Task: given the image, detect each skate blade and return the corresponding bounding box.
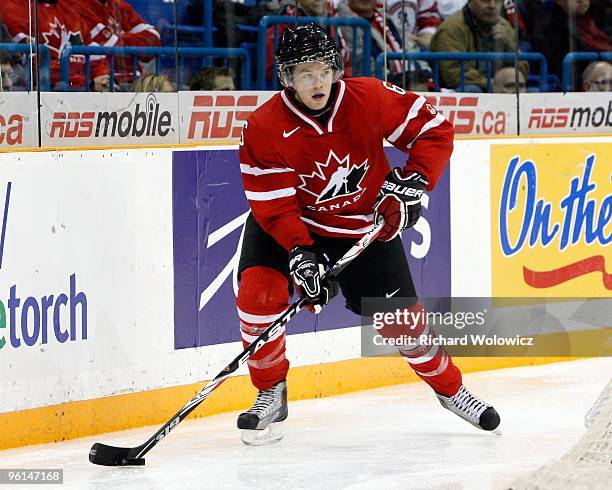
[472,422,502,436]
[240,422,284,446]
[491,425,502,436]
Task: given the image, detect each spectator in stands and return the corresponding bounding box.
[528,0,612,84]
[429,0,527,92]
[492,66,526,92]
[383,0,441,82]
[266,1,351,81]
[190,67,236,91]
[582,61,612,91]
[385,0,441,50]
[130,73,174,92]
[0,0,109,90]
[335,0,404,77]
[0,50,15,92]
[74,0,161,86]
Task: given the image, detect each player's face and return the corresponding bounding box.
[292,62,334,111]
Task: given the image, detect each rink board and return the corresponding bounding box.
[0,356,579,450]
[2,91,612,150]
[0,135,609,449]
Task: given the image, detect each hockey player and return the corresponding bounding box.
[237,24,500,446]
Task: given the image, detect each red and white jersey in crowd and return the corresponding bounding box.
[386,0,441,36]
[75,0,160,51]
[240,77,453,251]
[329,0,441,36]
[73,0,160,81]
[0,0,107,88]
[332,0,405,75]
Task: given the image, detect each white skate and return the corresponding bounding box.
[237,381,288,446]
[436,385,501,434]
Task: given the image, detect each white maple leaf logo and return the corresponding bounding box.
[41,16,83,56]
[298,149,369,204]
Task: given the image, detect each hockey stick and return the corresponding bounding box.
[89,221,384,466]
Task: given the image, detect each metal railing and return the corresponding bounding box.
[375,52,548,93]
[562,52,612,92]
[0,43,51,91]
[257,15,372,90]
[59,45,251,91]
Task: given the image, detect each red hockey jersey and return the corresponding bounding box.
[240,77,453,251]
[1,0,107,89]
[74,0,160,82]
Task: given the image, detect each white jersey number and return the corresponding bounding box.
[382,81,407,96]
[239,121,248,147]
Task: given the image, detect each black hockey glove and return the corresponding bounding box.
[373,169,428,242]
[289,245,339,314]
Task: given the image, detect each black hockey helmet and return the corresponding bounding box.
[275,24,344,88]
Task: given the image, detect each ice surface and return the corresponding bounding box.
[2,358,610,490]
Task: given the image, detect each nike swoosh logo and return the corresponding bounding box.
[385,288,401,298]
[283,126,301,138]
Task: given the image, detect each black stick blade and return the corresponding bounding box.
[89,443,145,466]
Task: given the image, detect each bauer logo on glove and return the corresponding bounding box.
[374,169,429,242]
[288,245,339,314]
[380,180,425,198]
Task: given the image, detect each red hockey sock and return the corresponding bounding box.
[401,344,462,396]
[236,266,291,391]
[377,302,462,397]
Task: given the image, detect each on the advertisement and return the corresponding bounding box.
[491,143,611,297]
